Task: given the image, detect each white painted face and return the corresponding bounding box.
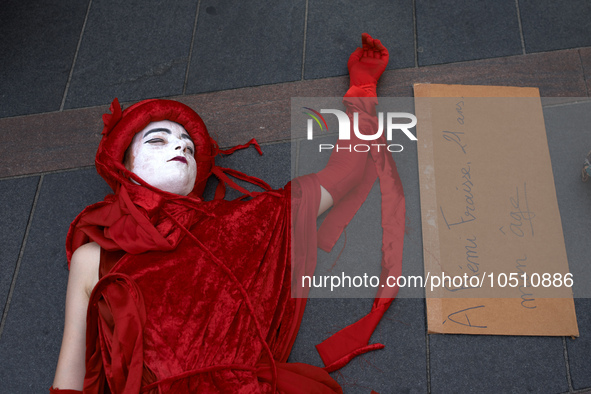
[125,120,197,196]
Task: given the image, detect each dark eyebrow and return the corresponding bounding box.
[181,134,193,144]
[143,128,193,145]
[143,128,171,138]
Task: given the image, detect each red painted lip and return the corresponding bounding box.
[168,156,187,164]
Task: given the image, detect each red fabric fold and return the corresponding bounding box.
[85,273,146,393]
[314,84,406,370]
[80,175,342,392]
[49,387,83,394]
[211,166,273,200]
[283,174,322,364]
[317,154,377,252]
[66,184,202,263]
[256,362,343,393]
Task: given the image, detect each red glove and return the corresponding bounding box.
[316,33,388,206]
[347,32,389,88]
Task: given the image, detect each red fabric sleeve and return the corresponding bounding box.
[315,84,406,372]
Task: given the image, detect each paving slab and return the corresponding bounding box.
[63,0,197,109]
[519,0,591,53]
[304,0,415,80]
[543,101,591,390]
[186,0,305,94]
[579,48,591,97]
[415,0,523,66]
[0,177,39,320]
[429,334,568,393]
[543,100,591,299]
[290,298,427,393]
[0,0,89,117]
[567,298,591,390]
[0,169,111,392]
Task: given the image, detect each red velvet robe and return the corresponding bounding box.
[79,179,343,393]
[64,92,405,393]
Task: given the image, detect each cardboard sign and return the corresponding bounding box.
[414,84,578,336]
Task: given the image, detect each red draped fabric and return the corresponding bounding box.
[62,93,404,392]
[81,186,341,393]
[63,97,344,393]
[295,86,406,373]
[61,33,405,391]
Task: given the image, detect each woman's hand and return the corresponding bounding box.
[347,33,389,87]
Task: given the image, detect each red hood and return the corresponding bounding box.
[97,98,215,199]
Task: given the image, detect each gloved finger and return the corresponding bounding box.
[374,39,389,60]
[362,32,371,46]
[374,39,384,51]
[366,36,375,50]
[362,33,372,50]
[349,47,363,61]
[373,39,385,58]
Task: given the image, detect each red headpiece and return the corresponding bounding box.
[97,98,216,198]
[97,98,270,200]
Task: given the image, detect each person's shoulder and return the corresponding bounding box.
[71,241,100,261]
[70,242,100,296]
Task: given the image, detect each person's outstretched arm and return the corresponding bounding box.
[51,242,100,393]
[316,32,389,217]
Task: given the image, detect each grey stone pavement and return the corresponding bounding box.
[1,0,591,393]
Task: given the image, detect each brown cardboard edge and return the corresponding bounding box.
[414,83,540,98]
[414,83,445,332]
[426,298,579,337]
